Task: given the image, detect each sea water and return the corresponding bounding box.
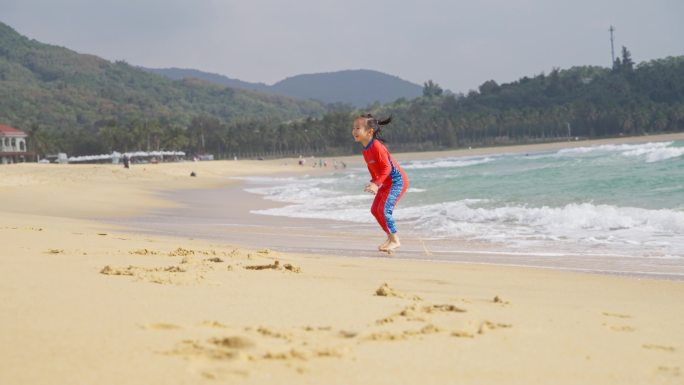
[245,140,684,264]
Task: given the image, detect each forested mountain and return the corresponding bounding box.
[2,20,682,160]
[145,68,424,108]
[0,22,325,155]
[269,70,423,107]
[141,67,271,93]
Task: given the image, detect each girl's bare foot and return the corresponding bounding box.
[378,235,391,251]
[384,234,401,253]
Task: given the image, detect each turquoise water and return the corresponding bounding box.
[403,141,684,210]
[247,140,684,259]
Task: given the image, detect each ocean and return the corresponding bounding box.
[243,140,684,277]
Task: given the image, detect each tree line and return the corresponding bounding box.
[21,50,684,159]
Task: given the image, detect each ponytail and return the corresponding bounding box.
[359,113,392,143]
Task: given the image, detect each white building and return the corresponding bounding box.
[0,124,29,164]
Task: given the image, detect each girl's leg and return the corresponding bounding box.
[371,189,390,232]
[381,177,408,252]
[371,189,391,250]
[382,179,405,235]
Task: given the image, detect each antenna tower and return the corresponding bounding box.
[609,26,615,65]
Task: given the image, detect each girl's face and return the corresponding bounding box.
[352,119,373,145]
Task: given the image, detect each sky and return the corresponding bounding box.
[1,0,683,93]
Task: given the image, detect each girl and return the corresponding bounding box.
[352,114,409,253]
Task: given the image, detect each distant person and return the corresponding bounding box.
[352,114,409,253]
[122,154,130,169]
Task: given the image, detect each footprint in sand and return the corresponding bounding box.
[376,304,423,325]
[199,320,229,329]
[601,320,635,332]
[451,331,475,338]
[158,321,352,378]
[256,327,294,341]
[100,265,185,275]
[478,321,513,335]
[166,337,253,361]
[609,325,635,332]
[372,284,514,341]
[364,324,443,342]
[129,249,162,256]
[168,247,195,257]
[210,336,255,350]
[643,344,677,352]
[602,312,632,319]
[337,330,358,339]
[375,302,467,325]
[143,323,182,330]
[244,260,301,273]
[99,264,205,285]
[423,304,467,314]
[601,312,635,332]
[656,366,681,377]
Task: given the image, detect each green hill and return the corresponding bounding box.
[140,67,272,93]
[0,22,325,155]
[270,69,423,107]
[145,67,424,108]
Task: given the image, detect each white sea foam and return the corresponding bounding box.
[250,186,684,257]
[557,141,684,162]
[623,145,684,162]
[251,179,684,236]
[402,157,496,169]
[401,201,684,257]
[408,188,427,193]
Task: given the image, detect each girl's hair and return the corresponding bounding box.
[358,113,392,143]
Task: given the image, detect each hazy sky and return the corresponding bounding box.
[1,0,682,92]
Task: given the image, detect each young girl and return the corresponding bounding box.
[352,114,409,253]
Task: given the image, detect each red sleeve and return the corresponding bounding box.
[369,142,392,186]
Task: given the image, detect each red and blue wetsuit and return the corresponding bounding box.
[363,138,409,234]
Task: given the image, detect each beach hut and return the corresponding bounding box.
[0,124,29,164]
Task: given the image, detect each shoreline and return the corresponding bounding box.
[113,181,684,281]
[2,133,684,384]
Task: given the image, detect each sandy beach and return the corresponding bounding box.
[2,134,684,384]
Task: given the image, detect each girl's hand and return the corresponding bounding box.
[364,183,379,195]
